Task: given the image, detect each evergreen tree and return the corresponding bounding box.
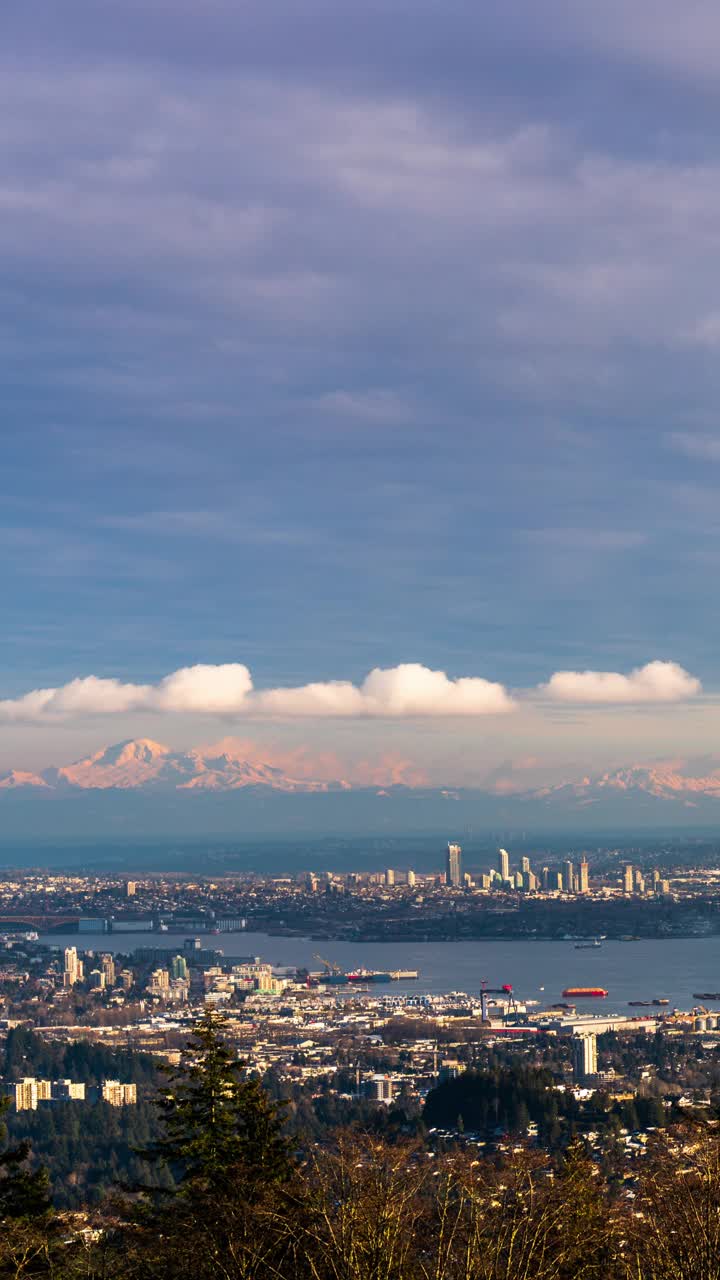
[121,1010,301,1280]
[0,1096,57,1279]
[0,1096,51,1221]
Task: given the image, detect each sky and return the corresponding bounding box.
[3,0,720,786]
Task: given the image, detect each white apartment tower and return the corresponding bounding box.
[572,1034,598,1082]
[63,947,83,988]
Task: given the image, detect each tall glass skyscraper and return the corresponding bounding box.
[446,842,462,886]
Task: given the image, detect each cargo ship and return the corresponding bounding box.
[311,967,419,984]
[562,986,608,998]
[693,992,720,1001]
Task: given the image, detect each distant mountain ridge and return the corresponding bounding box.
[0,738,347,794]
[536,763,720,806]
[4,741,720,836]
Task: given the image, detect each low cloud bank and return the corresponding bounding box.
[0,658,701,724]
[0,662,513,723]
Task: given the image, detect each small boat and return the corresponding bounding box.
[574,940,602,949]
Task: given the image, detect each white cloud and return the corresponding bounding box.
[0,659,701,723]
[666,432,720,463]
[0,662,514,723]
[541,660,701,705]
[0,676,152,722]
[153,664,253,713]
[255,664,514,717]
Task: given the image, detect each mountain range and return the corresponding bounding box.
[3,738,720,807]
[1,739,720,841]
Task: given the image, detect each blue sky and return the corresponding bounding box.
[3,0,720,782]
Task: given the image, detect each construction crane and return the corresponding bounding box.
[313,953,343,976]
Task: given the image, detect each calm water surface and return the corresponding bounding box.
[39,931,720,1015]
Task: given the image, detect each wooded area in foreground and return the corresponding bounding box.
[1,1011,719,1280]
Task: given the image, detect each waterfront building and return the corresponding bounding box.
[498,848,510,881]
[446,843,462,888]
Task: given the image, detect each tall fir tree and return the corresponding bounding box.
[122,1010,301,1280]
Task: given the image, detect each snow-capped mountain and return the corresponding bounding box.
[3,744,720,838]
[0,738,345,794]
[535,763,720,808]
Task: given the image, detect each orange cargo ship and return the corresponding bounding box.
[562,986,608,998]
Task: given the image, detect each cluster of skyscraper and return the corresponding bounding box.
[63,946,133,991]
[444,844,591,894]
[622,865,670,896]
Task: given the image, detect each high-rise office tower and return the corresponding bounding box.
[578,860,589,894]
[385,868,395,887]
[623,864,634,894]
[541,866,550,892]
[564,860,575,893]
[521,856,531,874]
[407,870,416,888]
[572,1034,598,1081]
[498,848,510,881]
[446,843,462,887]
